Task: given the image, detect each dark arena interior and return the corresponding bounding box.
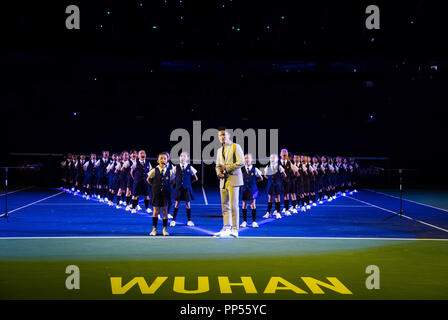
[1,0,448,313]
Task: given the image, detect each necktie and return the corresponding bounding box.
[222,144,226,163]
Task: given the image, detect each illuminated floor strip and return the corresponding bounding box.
[366,189,448,213]
[1,191,65,216]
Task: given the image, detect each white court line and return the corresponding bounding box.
[2,191,65,215]
[0,186,34,197]
[366,189,448,213]
[0,235,447,241]
[346,195,448,234]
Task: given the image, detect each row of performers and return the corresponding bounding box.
[59,149,360,235]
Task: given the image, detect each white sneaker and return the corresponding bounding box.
[284,211,291,216]
[168,214,173,219]
[104,197,109,202]
[319,200,323,204]
[150,228,157,236]
[349,191,354,195]
[262,212,271,219]
[99,198,104,203]
[301,206,306,212]
[136,205,142,211]
[252,221,259,228]
[108,201,114,206]
[312,203,317,207]
[187,220,195,227]
[213,230,223,237]
[332,196,336,200]
[116,205,121,209]
[240,221,247,228]
[273,211,282,219]
[342,193,346,196]
[216,228,232,238]
[324,195,328,200]
[86,195,90,200]
[162,228,169,236]
[291,208,298,214]
[306,205,311,210]
[230,229,239,238]
[281,208,286,213]
[170,220,176,227]
[131,209,137,214]
[354,189,358,193]
[82,194,86,198]
[146,208,152,213]
[74,191,79,196]
[125,205,131,211]
[328,197,333,202]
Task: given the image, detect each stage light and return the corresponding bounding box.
[73,112,77,116]
[152,25,159,29]
[266,25,270,30]
[430,65,438,71]
[106,10,111,15]
[139,2,143,7]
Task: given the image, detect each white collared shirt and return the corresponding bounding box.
[147,165,174,181]
[172,164,197,176]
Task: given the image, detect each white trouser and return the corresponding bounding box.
[220,180,240,230]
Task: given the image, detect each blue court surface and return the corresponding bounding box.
[1,187,448,239]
